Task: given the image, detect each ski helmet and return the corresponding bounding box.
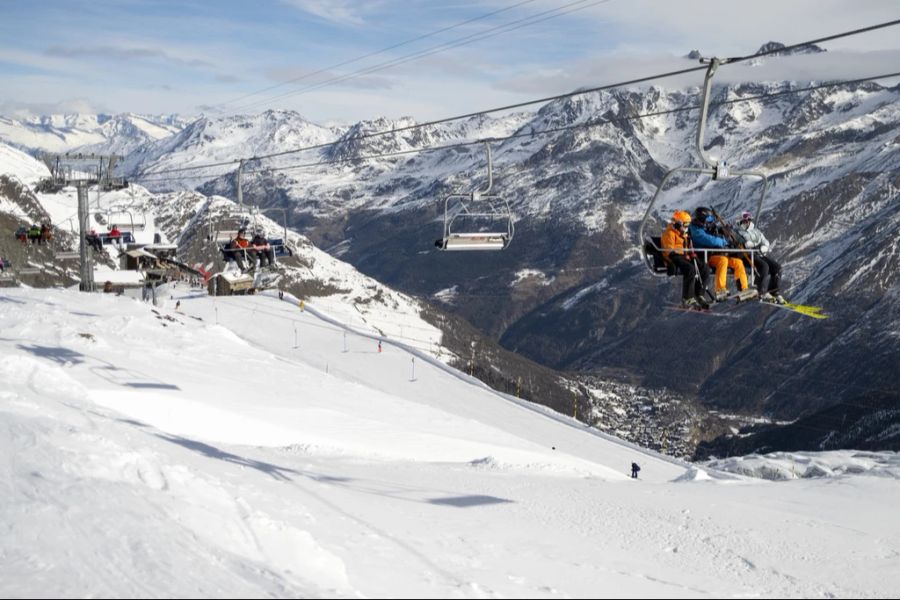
[693,206,713,223]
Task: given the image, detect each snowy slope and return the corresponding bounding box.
[0,141,50,183]
[1,287,899,598]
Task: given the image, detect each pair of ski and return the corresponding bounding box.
[666,293,828,320]
[666,288,756,317]
[756,299,828,319]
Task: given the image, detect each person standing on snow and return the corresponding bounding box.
[631,462,641,479]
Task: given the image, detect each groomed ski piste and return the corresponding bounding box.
[1,286,898,598]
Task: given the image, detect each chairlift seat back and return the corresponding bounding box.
[100,231,135,245]
[267,238,293,257]
[643,236,673,275]
[215,230,239,244]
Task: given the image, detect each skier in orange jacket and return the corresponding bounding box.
[661,210,710,308]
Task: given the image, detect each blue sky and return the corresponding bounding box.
[2,0,899,122]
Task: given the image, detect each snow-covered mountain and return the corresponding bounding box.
[120,66,897,455]
[0,112,188,157]
[2,43,898,455]
[2,285,899,597]
[1,168,719,460]
[0,141,50,183]
[123,110,344,190]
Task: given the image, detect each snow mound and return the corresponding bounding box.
[705,451,900,481]
[672,467,713,482]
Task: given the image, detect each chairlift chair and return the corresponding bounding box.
[214,160,292,264]
[436,142,515,252]
[638,57,768,279]
[106,209,146,232]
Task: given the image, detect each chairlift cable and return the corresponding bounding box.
[229,0,610,115]
[212,0,542,112]
[135,70,900,185]
[135,18,900,180]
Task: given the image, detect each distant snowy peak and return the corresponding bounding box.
[0,112,191,157]
[684,41,826,63]
[323,113,529,163]
[755,41,826,57]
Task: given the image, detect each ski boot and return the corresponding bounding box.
[735,288,759,303]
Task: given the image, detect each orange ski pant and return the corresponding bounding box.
[707,255,748,292]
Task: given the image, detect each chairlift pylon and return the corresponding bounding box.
[435,141,514,251]
[639,57,768,278]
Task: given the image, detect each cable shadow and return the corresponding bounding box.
[124,382,181,390]
[11,339,181,391]
[428,495,513,508]
[16,343,86,365]
[155,433,304,482]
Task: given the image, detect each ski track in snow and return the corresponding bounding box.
[0,288,898,598]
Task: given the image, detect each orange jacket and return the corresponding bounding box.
[660,224,688,258]
[234,237,249,248]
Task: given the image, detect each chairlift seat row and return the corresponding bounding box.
[99,231,136,245]
[218,238,292,261]
[643,237,749,277]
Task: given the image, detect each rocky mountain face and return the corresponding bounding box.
[4,48,898,457]
[176,78,898,457]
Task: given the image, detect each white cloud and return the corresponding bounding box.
[0,97,109,119]
[496,49,900,98]
[279,0,372,26]
[583,0,900,54]
[44,45,215,69]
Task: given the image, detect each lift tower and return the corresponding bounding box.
[39,153,125,292]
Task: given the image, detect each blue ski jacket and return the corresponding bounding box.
[688,223,728,249]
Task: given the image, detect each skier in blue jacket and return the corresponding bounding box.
[688,207,749,301]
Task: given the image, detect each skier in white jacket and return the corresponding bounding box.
[736,211,784,303]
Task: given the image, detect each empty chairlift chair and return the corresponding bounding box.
[436,142,514,252]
